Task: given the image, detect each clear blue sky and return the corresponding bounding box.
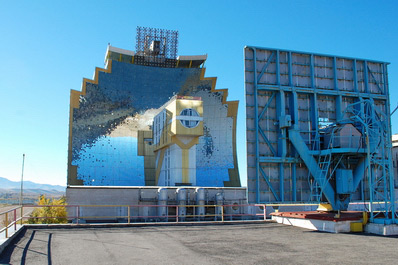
[1,0,397,186]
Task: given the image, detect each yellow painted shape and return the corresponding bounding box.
[225,100,239,187]
[174,121,203,136]
[227,101,238,117]
[155,149,166,185]
[362,211,368,225]
[173,136,198,184]
[173,136,199,150]
[137,130,153,156]
[175,99,203,115]
[171,99,204,136]
[137,130,145,156]
[317,203,333,211]
[350,222,363,232]
[182,149,189,183]
[199,67,240,186]
[199,68,239,116]
[68,60,113,185]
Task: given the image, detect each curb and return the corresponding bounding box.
[0,226,26,256]
[20,219,271,229]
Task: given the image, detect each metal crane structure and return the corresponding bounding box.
[245,46,397,224]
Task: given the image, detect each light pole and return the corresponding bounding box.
[20,154,25,205]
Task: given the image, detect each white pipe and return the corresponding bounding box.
[195,188,205,218]
[157,188,168,219]
[177,188,187,218]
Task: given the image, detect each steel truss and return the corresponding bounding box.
[245,46,397,224]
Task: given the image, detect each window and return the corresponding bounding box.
[179,108,200,128]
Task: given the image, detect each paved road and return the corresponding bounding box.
[0,206,33,230]
[1,222,398,265]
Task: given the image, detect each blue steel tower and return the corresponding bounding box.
[245,46,397,224]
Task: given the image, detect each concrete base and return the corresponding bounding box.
[365,223,398,236]
[271,215,353,233]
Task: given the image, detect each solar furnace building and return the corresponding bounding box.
[141,95,204,186]
[67,27,240,188]
[245,46,396,223]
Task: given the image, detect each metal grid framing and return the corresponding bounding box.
[136,26,178,59]
[245,46,397,224]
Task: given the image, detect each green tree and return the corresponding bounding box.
[28,195,68,224]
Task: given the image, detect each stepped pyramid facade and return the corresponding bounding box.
[67,27,240,187]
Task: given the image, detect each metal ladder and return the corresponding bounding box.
[310,130,334,202]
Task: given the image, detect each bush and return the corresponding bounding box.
[28,195,68,224]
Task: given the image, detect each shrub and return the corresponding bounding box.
[28,195,67,224]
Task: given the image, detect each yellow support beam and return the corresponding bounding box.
[362,211,368,225]
[182,149,189,183]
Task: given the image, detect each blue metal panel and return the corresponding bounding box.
[353,59,358,92]
[246,45,390,64]
[257,84,387,99]
[257,52,275,83]
[292,163,297,201]
[288,52,293,86]
[259,167,280,201]
[252,48,260,203]
[258,128,277,156]
[364,61,369,93]
[310,55,315,88]
[336,169,354,194]
[276,50,280,85]
[310,93,318,140]
[258,93,275,119]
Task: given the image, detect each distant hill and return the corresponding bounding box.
[0,177,65,192]
[0,177,65,204]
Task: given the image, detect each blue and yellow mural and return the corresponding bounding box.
[67,46,239,187]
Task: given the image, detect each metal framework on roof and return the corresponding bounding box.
[245,46,397,224]
[136,26,178,59]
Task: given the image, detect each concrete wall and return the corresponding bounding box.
[66,186,252,221]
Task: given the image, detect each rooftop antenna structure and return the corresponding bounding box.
[135,26,178,67]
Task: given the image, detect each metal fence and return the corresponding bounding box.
[0,207,23,238]
[0,204,267,239]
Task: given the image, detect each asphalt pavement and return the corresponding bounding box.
[1,222,398,265]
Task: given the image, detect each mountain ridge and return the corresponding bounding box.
[0,177,65,192]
